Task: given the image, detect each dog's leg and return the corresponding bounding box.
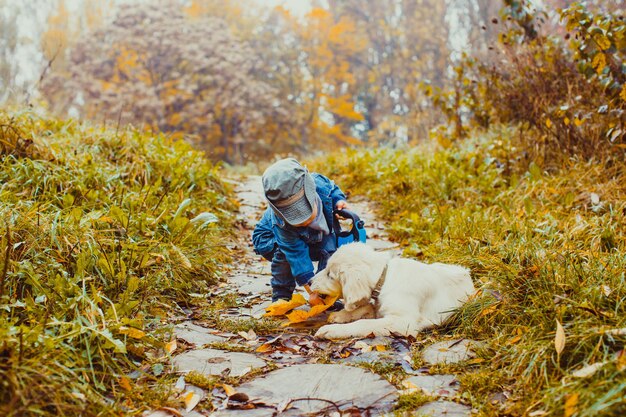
[328,304,375,324]
[315,316,432,339]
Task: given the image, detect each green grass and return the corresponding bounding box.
[0,109,237,415]
[311,126,626,416]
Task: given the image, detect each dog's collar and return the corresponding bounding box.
[371,262,389,303]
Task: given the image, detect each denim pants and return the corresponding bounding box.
[270,248,331,301]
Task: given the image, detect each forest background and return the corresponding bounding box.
[2,0,621,165]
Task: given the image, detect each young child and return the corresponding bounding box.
[252,158,348,305]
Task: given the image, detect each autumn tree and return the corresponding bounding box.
[42,3,283,163]
[326,0,451,144]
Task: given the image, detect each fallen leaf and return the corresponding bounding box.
[354,341,372,352]
[119,377,132,391]
[256,343,274,353]
[555,320,566,355]
[283,296,339,325]
[119,326,146,339]
[238,329,257,341]
[222,384,237,397]
[374,345,387,352]
[480,305,497,316]
[564,393,578,417]
[264,294,307,316]
[508,335,522,345]
[571,361,607,378]
[616,350,626,371]
[165,340,177,354]
[182,390,201,412]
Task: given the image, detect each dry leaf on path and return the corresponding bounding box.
[222,384,237,397]
[165,339,177,354]
[182,390,202,412]
[264,294,307,316]
[238,329,257,341]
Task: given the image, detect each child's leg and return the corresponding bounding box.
[270,249,296,302]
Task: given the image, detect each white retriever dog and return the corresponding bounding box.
[311,242,475,339]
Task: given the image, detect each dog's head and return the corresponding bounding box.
[310,243,377,311]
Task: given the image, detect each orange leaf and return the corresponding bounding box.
[264,294,307,317]
[119,377,132,391]
[256,343,274,353]
[283,296,339,325]
[564,393,578,417]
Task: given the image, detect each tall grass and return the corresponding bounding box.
[313,128,626,416]
[0,109,236,415]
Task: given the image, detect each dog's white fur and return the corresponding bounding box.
[311,242,475,339]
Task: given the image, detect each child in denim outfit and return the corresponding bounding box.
[252,158,348,305]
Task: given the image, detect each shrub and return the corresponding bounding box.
[0,109,236,415]
[313,130,626,416]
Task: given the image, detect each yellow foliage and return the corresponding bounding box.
[282,296,339,325]
[324,94,364,121]
[263,293,307,316]
[592,53,606,74]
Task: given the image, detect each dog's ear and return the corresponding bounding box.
[336,263,371,312]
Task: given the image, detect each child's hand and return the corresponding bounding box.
[335,200,349,211]
[308,291,324,306]
[304,284,325,306]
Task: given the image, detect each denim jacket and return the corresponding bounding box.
[252,173,347,286]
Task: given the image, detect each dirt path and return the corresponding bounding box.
[149,176,478,417]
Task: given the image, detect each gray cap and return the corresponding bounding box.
[262,158,316,226]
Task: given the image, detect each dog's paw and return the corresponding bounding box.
[315,324,348,340]
[328,311,351,324]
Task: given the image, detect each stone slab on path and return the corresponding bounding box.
[422,339,481,365]
[406,374,460,397]
[210,364,397,416]
[414,400,472,416]
[229,274,271,295]
[174,322,226,347]
[172,348,266,377]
